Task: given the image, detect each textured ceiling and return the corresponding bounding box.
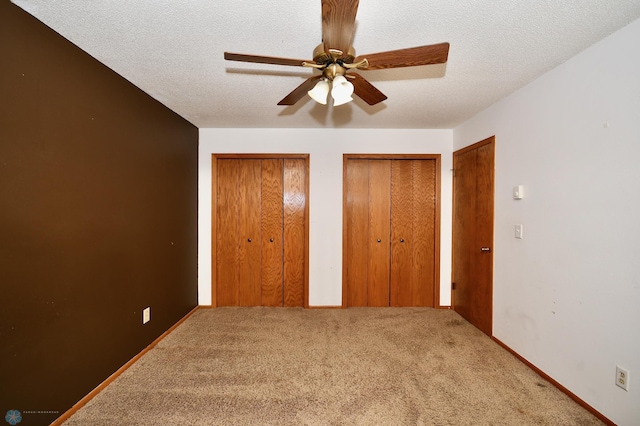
[12,0,640,129]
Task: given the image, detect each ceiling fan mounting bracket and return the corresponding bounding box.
[312,43,355,65]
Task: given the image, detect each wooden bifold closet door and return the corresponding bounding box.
[343,155,440,307]
[214,156,307,307]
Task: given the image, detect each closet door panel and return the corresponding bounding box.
[238,160,262,306]
[283,159,306,307]
[390,160,413,306]
[411,159,436,307]
[345,159,369,307]
[216,160,240,306]
[261,159,284,307]
[368,160,391,307]
[344,155,439,308]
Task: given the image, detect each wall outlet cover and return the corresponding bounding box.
[616,365,630,391]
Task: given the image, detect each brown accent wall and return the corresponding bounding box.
[0,2,198,424]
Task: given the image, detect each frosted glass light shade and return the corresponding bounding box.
[331,75,354,106]
[308,79,330,104]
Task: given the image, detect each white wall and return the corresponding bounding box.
[199,129,453,307]
[454,18,640,426]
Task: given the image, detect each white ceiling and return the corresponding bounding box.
[12,0,640,129]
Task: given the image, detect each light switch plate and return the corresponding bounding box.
[143,307,151,324]
[513,185,524,200]
[515,224,524,239]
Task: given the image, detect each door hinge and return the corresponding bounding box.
[451,168,456,177]
[451,282,456,290]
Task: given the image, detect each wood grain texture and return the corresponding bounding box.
[350,73,387,105]
[344,159,369,307]
[213,155,309,307]
[278,75,322,106]
[368,160,391,307]
[473,141,495,336]
[224,52,310,67]
[344,155,440,308]
[452,148,476,319]
[452,137,495,336]
[411,160,436,307]
[216,159,240,306]
[356,43,450,70]
[283,159,306,307]
[390,160,413,306]
[321,0,359,54]
[211,156,218,308]
[239,160,262,306]
[261,159,284,307]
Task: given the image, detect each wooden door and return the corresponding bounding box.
[260,159,284,307]
[344,159,392,307]
[390,160,437,307]
[216,159,241,306]
[367,160,392,307]
[390,160,412,306]
[239,160,262,306]
[452,137,495,336]
[214,156,307,307]
[282,159,306,307]
[343,155,440,307]
[345,159,391,306]
[344,159,369,306]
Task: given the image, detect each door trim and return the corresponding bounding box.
[342,154,442,308]
[211,154,310,308]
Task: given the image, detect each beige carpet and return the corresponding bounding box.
[63,307,603,425]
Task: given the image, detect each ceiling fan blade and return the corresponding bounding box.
[355,42,450,70]
[278,75,323,106]
[350,73,387,105]
[322,0,359,54]
[224,52,311,67]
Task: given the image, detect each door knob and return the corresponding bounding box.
[270,238,274,243]
[481,247,491,252]
[400,239,405,243]
[247,238,252,243]
[377,239,381,243]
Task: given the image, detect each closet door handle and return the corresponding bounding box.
[377,239,381,243]
[400,239,405,243]
[481,247,491,252]
[247,238,252,243]
[269,238,274,243]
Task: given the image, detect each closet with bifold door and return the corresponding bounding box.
[343,154,440,307]
[213,155,308,307]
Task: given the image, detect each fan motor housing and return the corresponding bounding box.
[313,44,356,64]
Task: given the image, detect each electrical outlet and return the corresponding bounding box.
[142,307,151,324]
[616,365,630,391]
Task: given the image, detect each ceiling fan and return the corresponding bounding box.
[224,0,449,107]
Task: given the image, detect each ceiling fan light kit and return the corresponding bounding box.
[308,79,330,104]
[330,75,354,106]
[224,0,449,108]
